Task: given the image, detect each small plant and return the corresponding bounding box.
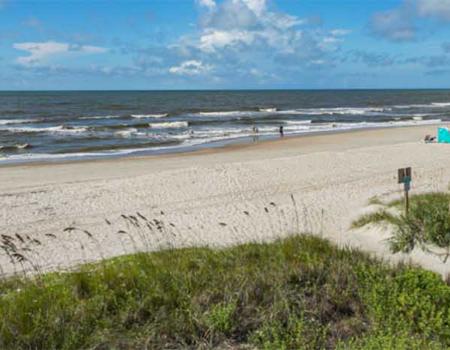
[352,192,450,262]
[367,196,383,206]
[206,300,236,333]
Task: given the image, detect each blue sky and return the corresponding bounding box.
[2,0,450,90]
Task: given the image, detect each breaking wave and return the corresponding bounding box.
[149,121,189,129]
[0,119,38,125]
[131,114,168,119]
[1,125,88,134]
[79,115,122,120]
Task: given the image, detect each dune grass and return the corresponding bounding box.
[1,235,450,349]
[353,192,450,261]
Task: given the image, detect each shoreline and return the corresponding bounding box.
[2,123,450,277]
[0,121,445,169]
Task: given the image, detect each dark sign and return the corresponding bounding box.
[398,167,412,184]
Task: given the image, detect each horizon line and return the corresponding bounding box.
[1,88,450,92]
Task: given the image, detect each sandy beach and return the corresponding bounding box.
[1,124,450,276]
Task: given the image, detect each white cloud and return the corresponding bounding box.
[198,29,255,52]
[169,60,212,75]
[197,0,216,10]
[165,0,350,83]
[330,29,351,36]
[13,41,108,66]
[242,0,266,16]
[191,0,343,59]
[417,0,450,20]
[370,5,416,41]
[370,0,450,41]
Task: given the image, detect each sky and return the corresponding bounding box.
[2,0,450,90]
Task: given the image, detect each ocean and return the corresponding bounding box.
[0,90,448,164]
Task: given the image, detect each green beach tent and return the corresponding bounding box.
[438,127,450,143]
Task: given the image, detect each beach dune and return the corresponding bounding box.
[1,125,450,276]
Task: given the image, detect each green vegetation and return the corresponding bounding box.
[353,192,450,262]
[1,235,450,349]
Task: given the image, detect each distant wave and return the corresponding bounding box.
[284,120,313,125]
[131,113,168,119]
[79,115,122,120]
[185,106,446,118]
[0,110,26,115]
[197,111,262,117]
[192,107,393,117]
[2,125,88,134]
[149,121,188,129]
[189,108,389,118]
[190,109,289,120]
[394,102,450,109]
[281,107,390,115]
[0,118,38,125]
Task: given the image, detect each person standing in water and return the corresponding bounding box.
[252,125,259,142]
[279,125,284,136]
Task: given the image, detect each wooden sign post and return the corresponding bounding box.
[398,167,412,215]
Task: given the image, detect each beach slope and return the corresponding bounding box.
[1,125,450,276]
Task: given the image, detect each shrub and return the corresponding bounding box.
[1,235,450,349]
[353,192,450,261]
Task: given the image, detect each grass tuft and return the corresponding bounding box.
[351,210,398,229]
[367,196,383,206]
[352,192,450,261]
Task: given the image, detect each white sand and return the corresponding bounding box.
[1,125,450,276]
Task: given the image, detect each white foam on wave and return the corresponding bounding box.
[149,121,188,129]
[0,141,198,164]
[115,128,138,137]
[196,111,264,118]
[194,118,442,141]
[281,107,389,116]
[198,111,245,116]
[0,118,443,165]
[1,125,88,134]
[131,114,168,119]
[0,118,38,125]
[284,120,312,125]
[394,102,450,109]
[79,115,121,120]
[193,107,389,118]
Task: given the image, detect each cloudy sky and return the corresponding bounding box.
[2,0,450,90]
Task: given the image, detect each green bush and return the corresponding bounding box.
[353,192,450,261]
[0,235,450,349]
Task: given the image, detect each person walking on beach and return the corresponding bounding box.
[279,125,284,136]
